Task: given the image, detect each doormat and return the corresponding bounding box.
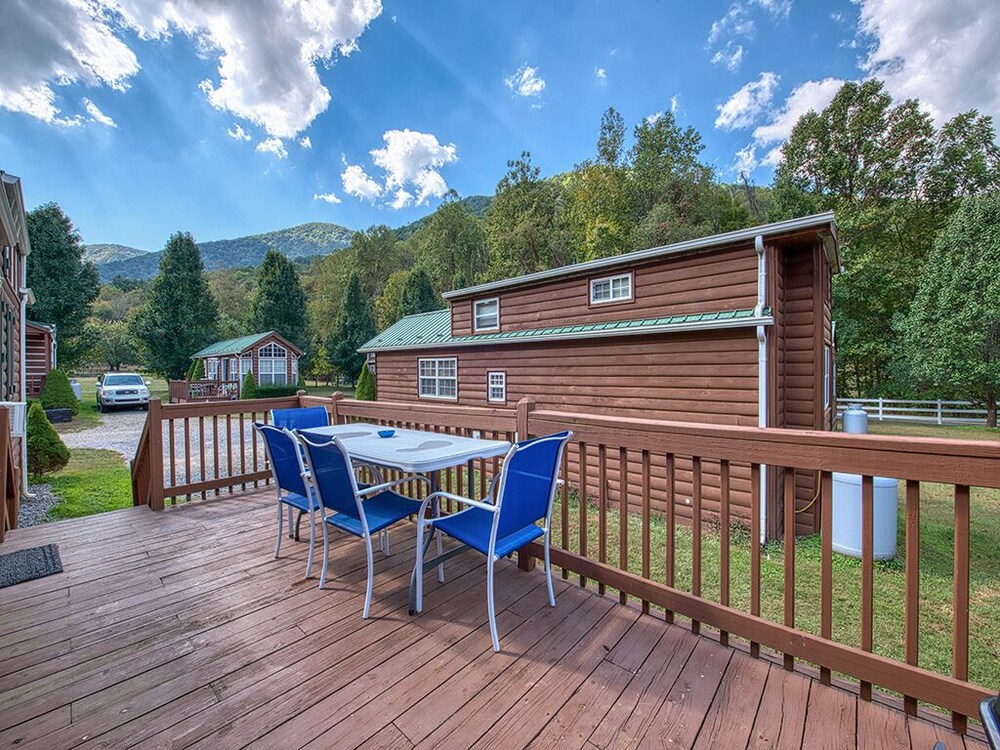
[0,544,63,588]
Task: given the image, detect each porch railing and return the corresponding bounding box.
[131,393,1000,731]
[167,379,240,403]
[0,407,20,543]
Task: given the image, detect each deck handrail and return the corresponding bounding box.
[130,393,1000,730]
[0,407,18,543]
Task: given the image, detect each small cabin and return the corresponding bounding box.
[360,212,840,539]
[190,332,303,390]
[25,321,56,397]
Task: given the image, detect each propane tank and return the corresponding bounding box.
[843,403,869,434]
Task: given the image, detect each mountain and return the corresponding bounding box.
[393,195,492,240]
[83,243,150,265]
[94,222,355,281]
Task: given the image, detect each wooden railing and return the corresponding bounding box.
[131,393,1000,730]
[0,407,20,543]
[837,397,1000,426]
[167,379,240,403]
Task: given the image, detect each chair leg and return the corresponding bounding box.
[436,528,445,583]
[319,520,330,590]
[274,501,283,559]
[305,508,315,579]
[286,505,295,538]
[294,511,304,542]
[362,533,375,619]
[487,556,500,652]
[414,518,426,613]
[383,529,391,556]
[544,531,556,607]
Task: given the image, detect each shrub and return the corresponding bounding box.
[187,359,205,381]
[256,384,299,398]
[355,363,376,401]
[240,371,259,400]
[27,401,70,475]
[40,369,78,415]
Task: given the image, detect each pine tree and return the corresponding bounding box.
[309,342,332,385]
[399,269,442,317]
[240,370,259,399]
[27,401,70,475]
[250,249,308,348]
[129,232,220,379]
[26,203,100,368]
[355,363,376,400]
[40,369,79,415]
[328,272,375,383]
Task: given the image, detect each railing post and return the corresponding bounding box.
[937,399,943,425]
[878,397,884,421]
[516,397,536,571]
[147,398,165,511]
[330,391,344,425]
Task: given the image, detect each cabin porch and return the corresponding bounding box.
[0,490,982,749]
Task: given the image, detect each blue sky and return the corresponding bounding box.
[1,0,994,251]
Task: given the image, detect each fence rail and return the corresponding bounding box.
[130,392,1000,732]
[837,397,999,426]
[167,379,240,403]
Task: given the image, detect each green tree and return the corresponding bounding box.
[355,362,376,401]
[374,270,409,331]
[903,192,1000,426]
[240,370,259,399]
[95,320,137,370]
[399,268,442,317]
[350,225,407,300]
[187,358,205,381]
[26,401,70,475]
[328,272,375,383]
[129,232,219,379]
[25,203,100,368]
[308,342,332,385]
[250,249,308,348]
[414,194,489,290]
[596,107,626,167]
[40,369,78,415]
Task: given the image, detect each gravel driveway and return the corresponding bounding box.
[61,408,149,459]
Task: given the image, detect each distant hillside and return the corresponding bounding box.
[394,195,491,240]
[83,243,150,265]
[96,222,355,281]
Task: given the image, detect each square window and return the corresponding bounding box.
[487,371,506,403]
[474,298,500,331]
[590,273,632,304]
[417,358,458,400]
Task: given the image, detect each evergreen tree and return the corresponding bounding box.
[26,203,100,368]
[374,270,409,331]
[240,370,259,399]
[250,249,308,348]
[399,269,442,317]
[308,342,332,385]
[129,232,220,379]
[328,272,375,383]
[187,358,205,381]
[26,401,70,475]
[40,369,78,415]
[355,363,376,400]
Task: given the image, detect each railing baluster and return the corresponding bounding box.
[239,412,246,492]
[641,449,651,615]
[784,467,796,670]
[903,479,920,714]
[665,452,675,624]
[251,411,259,487]
[953,483,970,733]
[212,415,220,496]
[691,455,702,635]
[861,474,874,700]
[750,462,761,658]
[184,416,191,502]
[579,440,588,589]
[199,416,207,501]
[168,418,176,494]
[618,446,628,606]
[719,459,730,646]
[561,448,569,580]
[820,470,833,686]
[598,443,607,597]
[226,413,233,493]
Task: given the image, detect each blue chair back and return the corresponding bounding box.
[495,431,572,539]
[298,436,364,520]
[255,424,309,497]
[271,406,329,430]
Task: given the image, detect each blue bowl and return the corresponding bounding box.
[377,429,396,439]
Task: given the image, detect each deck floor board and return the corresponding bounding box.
[0,491,983,750]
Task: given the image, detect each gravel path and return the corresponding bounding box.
[61,408,149,460]
[18,484,60,527]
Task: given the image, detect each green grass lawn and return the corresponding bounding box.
[34,448,133,520]
[867,420,1000,441]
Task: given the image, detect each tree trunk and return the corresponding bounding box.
[987,387,997,429]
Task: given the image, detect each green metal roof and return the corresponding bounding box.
[360,307,768,353]
[191,332,273,359]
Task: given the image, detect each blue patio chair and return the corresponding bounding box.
[270,406,330,430]
[253,423,321,579]
[298,434,430,618]
[412,430,572,652]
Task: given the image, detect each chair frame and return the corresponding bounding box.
[298,434,430,618]
[412,431,572,652]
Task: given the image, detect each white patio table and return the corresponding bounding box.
[298,422,511,612]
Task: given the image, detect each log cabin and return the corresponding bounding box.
[361,212,840,539]
[24,320,55,398]
[190,331,304,391]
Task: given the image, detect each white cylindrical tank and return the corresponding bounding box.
[70,378,82,400]
[832,473,899,560]
[843,403,869,434]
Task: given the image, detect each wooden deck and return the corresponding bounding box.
[0,491,985,750]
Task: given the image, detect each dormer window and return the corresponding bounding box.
[473,298,500,332]
[590,272,633,304]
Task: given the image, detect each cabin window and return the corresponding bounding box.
[418,358,457,400]
[590,272,632,304]
[258,342,288,386]
[487,371,506,403]
[473,298,500,332]
[240,353,252,380]
[291,357,298,385]
[206,358,218,380]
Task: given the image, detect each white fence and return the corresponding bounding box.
[836,398,998,426]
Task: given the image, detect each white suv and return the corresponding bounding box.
[96,372,150,412]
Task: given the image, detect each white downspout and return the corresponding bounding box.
[19,251,31,498]
[755,235,768,545]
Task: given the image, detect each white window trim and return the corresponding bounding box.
[487,371,506,403]
[258,342,289,386]
[473,297,500,332]
[590,272,633,305]
[418,357,458,400]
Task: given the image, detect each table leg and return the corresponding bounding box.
[409,472,440,615]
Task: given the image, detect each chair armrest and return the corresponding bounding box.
[352,461,384,485]
[358,474,432,497]
[423,490,499,514]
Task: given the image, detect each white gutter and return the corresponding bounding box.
[755,235,768,545]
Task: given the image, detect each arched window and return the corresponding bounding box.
[257,342,288,385]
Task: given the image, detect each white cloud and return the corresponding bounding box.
[752,77,844,146]
[670,95,680,113]
[255,136,288,159]
[857,0,1000,122]
[313,192,341,204]
[505,64,546,98]
[715,71,779,130]
[711,45,744,71]
[299,136,312,149]
[341,164,383,201]
[732,143,759,175]
[227,123,251,141]
[645,111,663,125]
[594,67,607,84]
[708,5,754,45]
[390,189,413,209]
[751,0,792,19]
[370,129,456,204]
[0,0,139,125]
[82,98,116,128]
